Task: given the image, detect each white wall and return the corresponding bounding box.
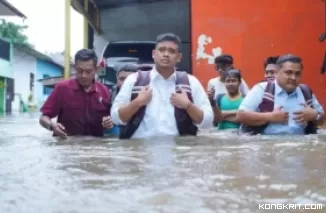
[11,48,37,112]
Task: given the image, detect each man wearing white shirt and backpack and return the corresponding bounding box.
[111,33,213,139]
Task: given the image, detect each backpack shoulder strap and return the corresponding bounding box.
[131,71,151,100]
[135,71,151,86]
[299,84,313,106]
[175,71,191,94]
[263,81,275,101]
[298,84,318,135]
[258,81,275,112]
[174,71,198,136]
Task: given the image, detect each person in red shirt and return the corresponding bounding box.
[39,49,113,139]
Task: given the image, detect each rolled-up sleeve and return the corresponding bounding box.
[238,83,265,111]
[110,73,137,125]
[40,83,63,118]
[312,94,324,114]
[189,75,214,129]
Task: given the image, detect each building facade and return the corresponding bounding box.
[0,38,63,114]
[0,38,14,114]
[35,59,63,107]
[10,45,63,113]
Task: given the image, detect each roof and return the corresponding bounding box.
[13,43,64,69]
[72,0,167,10]
[109,41,156,44]
[0,0,26,18]
[37,75,76,88]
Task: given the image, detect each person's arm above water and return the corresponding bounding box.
[188,75,214,129]
[39,83,63,130]
[221,110,238,122]
[236,82,274,126]
[111,73,143,125]
[213,105,222,123]
[222,110,238,118]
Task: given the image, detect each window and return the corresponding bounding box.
[103,42,155,63]
[0,38,10,61]
[42,74,52,95]
[30,73,35,91]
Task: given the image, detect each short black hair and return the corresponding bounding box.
[155,33,181,51]
[214,54,233,65]
[264,56,279,68]
[224,69,242,82]
[117,63,138,73]
[276,54,303,69]
[74,49,97,66]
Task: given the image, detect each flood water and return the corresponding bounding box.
[0,114,326,213]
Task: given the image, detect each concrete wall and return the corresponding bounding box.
[35,59,62,107]
[11,48,36,112]
[95,0,191,72]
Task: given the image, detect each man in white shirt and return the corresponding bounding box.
[111,33,213,139]
[207,54,249,98]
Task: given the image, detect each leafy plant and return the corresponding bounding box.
[0,19,32,47]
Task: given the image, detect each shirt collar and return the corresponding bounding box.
[150,66,177,81]
[274,80,300,96]
[70,79,99,93]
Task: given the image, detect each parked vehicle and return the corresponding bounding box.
[98,41,155,88]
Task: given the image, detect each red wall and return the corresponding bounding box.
[191,0,326,106]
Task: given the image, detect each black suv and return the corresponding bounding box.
[98,41,155,88]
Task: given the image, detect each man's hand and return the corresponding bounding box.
[270,106,289,124]
[207,87,215,105]
[293,103,318,123]
[52,123,67,139]
[170,89,191,109]
[135,86,152,106]
[102,116,114,129]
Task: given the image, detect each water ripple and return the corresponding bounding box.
[0,114,325,213]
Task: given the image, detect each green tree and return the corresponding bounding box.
[0,19,31,46]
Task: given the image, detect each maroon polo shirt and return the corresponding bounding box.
[40,79,111,137]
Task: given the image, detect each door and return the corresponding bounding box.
[5,78,14,114]
[0,77,5,114]
[30,73,35,91]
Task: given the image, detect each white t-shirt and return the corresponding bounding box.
[207,77,250,96]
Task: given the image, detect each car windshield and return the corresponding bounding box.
[103,42,155,64]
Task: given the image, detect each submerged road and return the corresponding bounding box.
[0,113,325,213]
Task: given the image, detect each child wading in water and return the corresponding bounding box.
[214,69,244,130]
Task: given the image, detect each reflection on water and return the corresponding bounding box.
[0,114,326,213]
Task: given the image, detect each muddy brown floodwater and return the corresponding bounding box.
[0,114,326,213]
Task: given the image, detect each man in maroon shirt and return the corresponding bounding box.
[39,49,113,139]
